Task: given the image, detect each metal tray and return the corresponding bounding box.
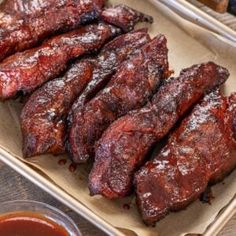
[157,0,236,43]
[0,1,235,235]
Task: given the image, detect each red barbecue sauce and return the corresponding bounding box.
[0,212,69,236]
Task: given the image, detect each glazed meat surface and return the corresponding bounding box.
[68,35,169,163]
[0,23,120,100]
[100,4,153,32]
[21,29,151,158]
[0,4,153,101]
[69,28,151,116]
[21,60,94,158]
[0,0,104,61]
[135,89,236,225]
[88,62,229,199]
[69,4,153,112]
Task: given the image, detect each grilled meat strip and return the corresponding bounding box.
[88,62,229,199]
[0,4,153,101]
[0,0,104,61]
[69,27,150,116]
[100,4,153,32]
[69,4,154,112]
[0,23,120,101]
[21,29,151,158]
[135,89,236,225]
[68,35,169,163]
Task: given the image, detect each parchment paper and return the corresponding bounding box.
[0,0,235,235]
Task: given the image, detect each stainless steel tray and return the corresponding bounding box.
[157,0,236,43]
[0,1,235,235]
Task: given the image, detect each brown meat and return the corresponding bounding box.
[0,23,120,101]
[0,0,104,61]
[0,4,153,101]
[68,35,170,163]
[135,89,236,225]
[21,29,151,158]
[88,62,229,199]
[69,27,150,116]
[100,4,153,32]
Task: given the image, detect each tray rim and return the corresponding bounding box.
[0,149,124,236]
[0,1,235,235]
[156,0,236,43]
[1,141,235,236]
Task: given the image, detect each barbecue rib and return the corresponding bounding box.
[21,29,151,158]
[69,27,151,117]
[68,35,169,163]
[88,62,229,199]
[135,89,236,225]
[0,0,104,61]
[0,23,120,100]
[0,5,153,100]
[100,4,153,32]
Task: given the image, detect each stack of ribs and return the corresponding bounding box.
[89,62,229,198]
[0,0,235,226]
[0,0,105,61]
[21,28,152,157]
[135,89,236,225]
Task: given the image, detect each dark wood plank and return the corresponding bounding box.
[188,0,236,30]
[218,214,236,236]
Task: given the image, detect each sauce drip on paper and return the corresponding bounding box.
[69,163,78,173]
[58,159,67,166]
[123,203,131,210]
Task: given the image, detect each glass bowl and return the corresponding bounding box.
[0,200,81,236]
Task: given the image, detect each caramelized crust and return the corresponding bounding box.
[135,90,236,225]
[21,60,94,157]
[21,29,151,157]
[0,23,120,100]
[69,28,151,117]
[69,35,169,163]
[100,4,153,32]
[0,0,105,61]
[0,4,153,101]
[88,62,229,199]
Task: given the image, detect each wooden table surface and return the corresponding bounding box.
[0,160,235,236]
[0,2,236,236]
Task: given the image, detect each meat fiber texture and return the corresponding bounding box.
[0,23,120,100]
[89,62,229,199]
[100,4,153,32]
[135,89,236,225]
[0,0,105,61]
[68,35,169,163]
[21,29,151,158]
[0,4,154,101]
[0,0,236,235]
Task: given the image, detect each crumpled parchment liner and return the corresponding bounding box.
[0,0,235,235]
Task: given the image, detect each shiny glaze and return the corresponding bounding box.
[70,35,169,164]
[100,4,153,32]
[89,62,229,199]
[70,28,151,113]
[21,60,94,157]
[0,23,120,100]
[135,90,236,225]
[0,0,104,61]
[21,29,151,158]
[69,4,154,112]
[1,0,70,16]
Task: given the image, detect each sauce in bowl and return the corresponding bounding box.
[0,212,69,236]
